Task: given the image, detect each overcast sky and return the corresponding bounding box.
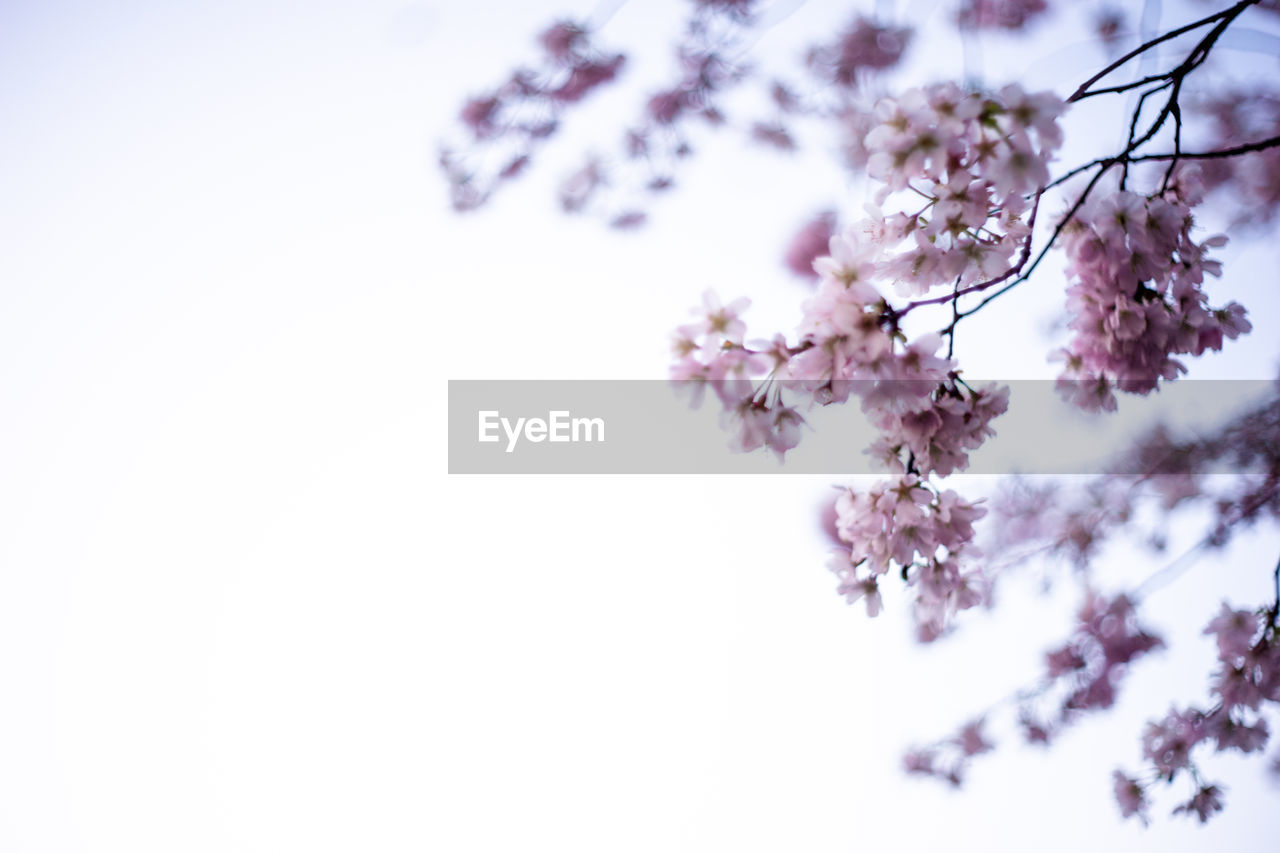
[1,1,1277,850]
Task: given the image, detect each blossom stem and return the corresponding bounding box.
[894,191,1043,320]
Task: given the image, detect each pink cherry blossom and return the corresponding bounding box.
[1203,603,1262,663]
[1112,771,1149,823]
[1172,784,1225,823]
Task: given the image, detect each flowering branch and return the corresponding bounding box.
[449,0,1280,829]
[665,2,1268,820]
[440,19,627,212]
[1068,0,1261,103]
[912,0,1270,331]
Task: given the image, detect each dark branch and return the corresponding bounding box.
[1130,133,1280,163]
[1068,0,1260,103]
[1269,555,1280,629]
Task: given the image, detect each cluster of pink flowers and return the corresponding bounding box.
[460,21,625,134]
[988,386,1280,574]
[1033,594,1165,724]
[1093,8,1126,48]
[864,381,1009,478]
[907,592,1164,796]
[986,477,1135,570]
[860,83,1063,294]
[440,20,626,211]
[672,223,1013,478]
[828,475,988,637]
[671,269,1009,640]
[903,718,994,787]
[1193,88,1280,226]
[669,291,806,460]
[666,58,1275,816]
[670,83,1071,639]
[970,386,1280,822]
[782,210,838,280]
[670,290,759,396]
[672,83,1062,456]
[957,0,1051,31]
[556,0,757,226]
[784,222,901,389]
[639,24,746,129]
[805,16,913,90]
[1113,602,1277,823]
[461,0,1280,828]
[1054,173,1250,411]
[445,8,921,229]
[760,16,915,183]
[909,570,1280,825]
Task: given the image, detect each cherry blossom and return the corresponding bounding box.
[454,0,1280,826]
[783,211,837,280]
[1113,771,1150,823]
[1053,171,1250,404]
[957,0,1050,31]
[440,19,626,211]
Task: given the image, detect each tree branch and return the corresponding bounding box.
[1068,0,1260,103]
[1130,133,1280,163]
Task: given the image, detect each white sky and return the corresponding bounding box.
[1,0,1277,850]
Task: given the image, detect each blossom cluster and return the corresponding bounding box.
[970,387,1280,822]
[987,387,1280,572]
[440,20,626,212]
[673,83,1067,636]
[828,475,989,639]
[445,7,921,227]
[1193,88,1280,226]
[903,718,994,788]
[805,16,913,90]
[864,381,1010,478]
[667,68,1273,820]
[558,0,757,226]
[763,15,916,176]
[782,210,838,280]
[861,82,1063,294]
[459,0,1280,828]
[957,0,1050,31]
[671,244,1010,479]
[985,476,1136,571]
[1054,173,1250,411]
[556,8,919,226]
[905,593,1165,790]
[757,14,915,157]
[1030,594,1165,726]
[1114,603,1278,824]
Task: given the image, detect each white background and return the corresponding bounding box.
[2,0,1278,849]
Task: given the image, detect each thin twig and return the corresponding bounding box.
[1129,133,1280,163]
[1268,555,1280,628]
[1068,0,1259,102]
[949,164,1115,328]
[894,192,1043,320]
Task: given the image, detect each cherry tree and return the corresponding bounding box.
[442,0,1280,825]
